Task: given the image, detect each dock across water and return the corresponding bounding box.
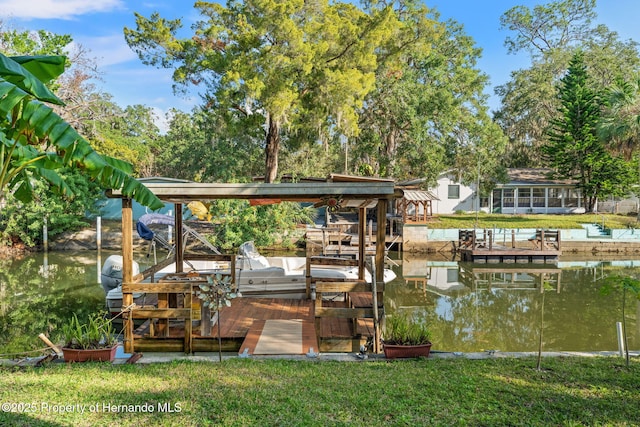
[457,229,561,263]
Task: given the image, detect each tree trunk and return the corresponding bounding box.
[264,115,280,183]
[385,128,397,174]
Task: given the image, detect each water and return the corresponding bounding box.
[1,251,638,355]
[385,254,640,353]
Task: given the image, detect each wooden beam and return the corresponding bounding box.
[308,257,358,267]
[358,206,366,280]
[175,202,184,273]
[315,281,370,293]
[123,283,193,293]
[376,199,387,284]
[131,308,191,319]
[315,307,375,318]
[121,198,134,354]
[108,182,396,202]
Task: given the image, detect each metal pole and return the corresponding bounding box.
[96,216,102,250]
[42,216,48,252]
[616,321,625,357]
[370,256,379,353]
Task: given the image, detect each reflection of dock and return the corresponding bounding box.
[459,263,562,291]
[457,229,561,263]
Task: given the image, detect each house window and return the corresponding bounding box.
[448,185,460,199]
[447,268,459,283]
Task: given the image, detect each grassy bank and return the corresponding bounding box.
[1,356,638,426]
[432,213,637,230]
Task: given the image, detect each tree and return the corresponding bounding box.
[542,52,634,212]
[152,107,266,182]
[598,75,640,218]
[351,3,506,186]
[0,53,163,210]
[495,0,640,166]
[0,169,103,247]
[81,99,161,177]
[598,75,640,160]
[208,199,316,250]
[124,0,397,182]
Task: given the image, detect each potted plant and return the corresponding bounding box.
[61,311,118,362]
[382,313,432,359]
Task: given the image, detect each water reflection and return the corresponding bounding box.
[1,251,639,355]
[0,251,113,355]
[385,254,640,352]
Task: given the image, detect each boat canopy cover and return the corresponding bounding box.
[139,213,175,226]
[136,213,175,241]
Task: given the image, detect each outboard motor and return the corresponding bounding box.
[101,255,140,293]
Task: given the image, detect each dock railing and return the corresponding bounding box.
[314,279,384,353]
[122,253,235,354]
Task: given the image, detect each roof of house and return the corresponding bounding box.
[501,168,578,187]
[402,189,440,202]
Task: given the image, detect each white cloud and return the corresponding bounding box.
[0,0,125,20]
[75,34,137,67]
[151,106,169,134]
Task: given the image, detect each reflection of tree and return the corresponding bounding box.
[431,290,541,352]
[387,263,630,352]
[0,253,105,355]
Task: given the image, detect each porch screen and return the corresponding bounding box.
[565,189,580,207]
[532,188,545,207]
[503,189,514,207]
[548,188,562,207]
[517,188,531,208]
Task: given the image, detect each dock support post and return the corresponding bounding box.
[122,198,134,354]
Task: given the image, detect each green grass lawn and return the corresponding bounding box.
[430,213,638,230]
[1,356,638,426]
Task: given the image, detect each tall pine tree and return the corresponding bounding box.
[543,51,634,212]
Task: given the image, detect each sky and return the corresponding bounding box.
[2,0,640,131]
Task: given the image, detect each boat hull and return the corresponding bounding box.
[104,252,396,317]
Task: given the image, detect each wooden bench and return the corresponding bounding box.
[529,229,560,251]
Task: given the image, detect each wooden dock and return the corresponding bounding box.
[458,229,561,263]
[130,297,377,354]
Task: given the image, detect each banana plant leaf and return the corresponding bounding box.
[10,55,66,85]
[0,54,164,210]
[0,53,63,105]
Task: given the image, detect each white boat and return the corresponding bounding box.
[104,241,396,317]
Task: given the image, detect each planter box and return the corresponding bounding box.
[62,345,117,363]
[383,342,432,359]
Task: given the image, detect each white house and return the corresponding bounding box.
[401,169,586,215]
[431,172,477,214]
[490,168,584,214]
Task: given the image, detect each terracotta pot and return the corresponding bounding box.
[62,345,117,363]
[383,342,432,359]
